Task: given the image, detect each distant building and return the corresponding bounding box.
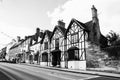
[0,47,6,60]
[40,30,52,66]
[6,37,23,62]
[5,39,16,61]
[29,28,43,64]
[20,36,33,63]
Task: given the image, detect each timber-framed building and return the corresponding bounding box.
[39,5,107,70]
[6,5,108,70]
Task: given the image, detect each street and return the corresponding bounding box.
[0,62,119,80]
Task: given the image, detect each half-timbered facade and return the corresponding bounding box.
[3,5,108,70]
[65,19,87,70]
[50,21,66,67]
[40,30,52,66]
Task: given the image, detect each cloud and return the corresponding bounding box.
[47,0,120,36]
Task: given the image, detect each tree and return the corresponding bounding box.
[106,30,120,60]
[106,30,119,46]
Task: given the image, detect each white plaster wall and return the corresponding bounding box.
[68,61,86,70]
[33,61,37,64]
[60,61,65,68]
[25,60,29,63]
[49,62,53,67]
[47,62,52,66]
[40,62,48,66]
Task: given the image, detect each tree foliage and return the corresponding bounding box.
[106,30,120,60]
[106,30,120,46]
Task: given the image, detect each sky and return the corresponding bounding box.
[0,0,120,49]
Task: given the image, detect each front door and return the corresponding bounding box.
[52,52,61,66]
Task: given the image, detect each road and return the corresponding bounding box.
[0,63,119,80]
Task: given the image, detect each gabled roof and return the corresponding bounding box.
[50,25,66,40]
[10,42,21,50]
[41,30,52,44]
[31,31,44,45]
[39,32,44,38]
[65,18,88,37]
[85,20,108,48]
[84,20,93,31]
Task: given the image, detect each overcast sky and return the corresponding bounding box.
[0,0,120,49]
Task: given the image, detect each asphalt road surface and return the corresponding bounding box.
[0,62,119,80]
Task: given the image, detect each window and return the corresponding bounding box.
[34,51,39,61]
[74,50,79,60]
[44,42,48,50]
[68,50,79,60]
[55,38,59,49]
[71,33,78,44]
[42,53,48,62]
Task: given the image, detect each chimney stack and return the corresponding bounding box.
[57,20,65,28]
[91,5,98,23]
[36,28,40,34]
[17,36,21,42]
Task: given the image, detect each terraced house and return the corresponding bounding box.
[39,5,107,70]
[29,28,43,64]
[40,30,52,66]
[50,20,66,67]
[20,35,33,63]
[5,5,108,70]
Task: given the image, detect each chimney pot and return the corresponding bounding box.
[91,5,98,23]
[58,20,65,28]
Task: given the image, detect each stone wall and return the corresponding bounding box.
[86,41,107,68]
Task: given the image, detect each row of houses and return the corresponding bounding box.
[3,5,108,70]
[0,47,6,61]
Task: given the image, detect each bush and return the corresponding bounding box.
[87,60,99,68]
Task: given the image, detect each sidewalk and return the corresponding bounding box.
[21,63,120,78]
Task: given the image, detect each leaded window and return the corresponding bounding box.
[68,50,79,61]
[71,33,79,44]
[55,38,59,49]
[44,42,48,50]
[42,53,48,62]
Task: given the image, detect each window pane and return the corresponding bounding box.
[55,38,59,49]
[44,42,48,50]
[74,50,79,60]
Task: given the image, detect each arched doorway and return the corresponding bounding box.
[29,54,33,64]
[67,46,79,61]
[40,52,48,66]
[51,49,61,67]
